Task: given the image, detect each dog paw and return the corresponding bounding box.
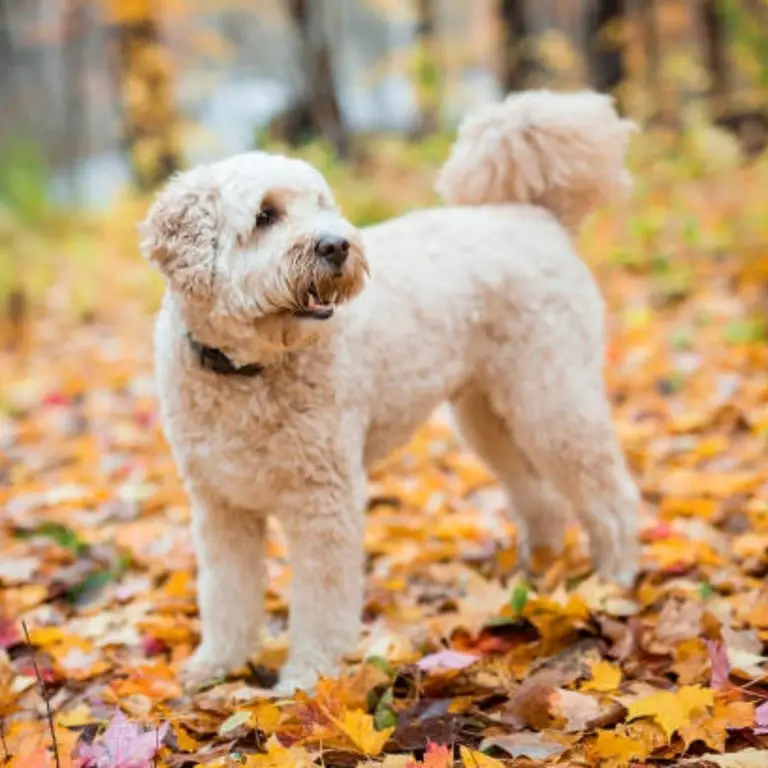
[596,557,638,590]
[274,659,336,697]
[179,650,233,692]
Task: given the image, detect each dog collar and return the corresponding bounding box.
[186,333,265,377]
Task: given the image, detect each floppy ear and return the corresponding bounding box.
[139,174,221,302]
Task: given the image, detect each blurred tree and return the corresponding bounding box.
[701,0,731,116]
[589,0,626,103]
[498,0,536,92]
[278,0,349,157]
[63,0,88,199]
[640,0,666,124]
[413,0,440,136]
[715,0,768,157]
[107,0,184,190]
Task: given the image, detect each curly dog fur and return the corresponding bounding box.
[140,89,640,692]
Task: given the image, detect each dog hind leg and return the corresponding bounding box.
[482,364,639,587]
[450,387,572,571]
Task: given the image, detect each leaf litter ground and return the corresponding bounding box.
[1,186,768,767]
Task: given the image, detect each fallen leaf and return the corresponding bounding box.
[458,745,505,768]
[709,640,731,689]
[407,742,452,768]
[581,659,623,692]
[76,710,168,768]
[244,735,317,767]
[685,749,768,767]
[551,688,602,732]
[591,728,650,767]
[417,650,478,672]
[755,700,768,735]
[338,708,394,756]
[480,732,566,761]
[626,685,715,739]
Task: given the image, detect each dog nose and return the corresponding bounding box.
[315,235,350,269]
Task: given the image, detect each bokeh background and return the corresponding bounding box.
[1,0,767,335]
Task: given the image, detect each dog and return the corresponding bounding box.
[140,90,640,693]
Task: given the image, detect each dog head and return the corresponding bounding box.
[139,151,369,356]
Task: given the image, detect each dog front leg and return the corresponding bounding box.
[277,490,365,694]
[181,499,266,688]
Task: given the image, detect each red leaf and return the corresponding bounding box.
[76,710,168,768]
[707,640,730,690]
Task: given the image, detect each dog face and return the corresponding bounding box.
[140,152,369,352]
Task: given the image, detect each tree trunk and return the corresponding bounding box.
[110,0,183,191]
[498,0,535,93]
[641,0,668,125]
[413,0,440,136]
[589,0,626,99]
[285,0,349,157]
[63,0,88,201]
[701,0,730,117]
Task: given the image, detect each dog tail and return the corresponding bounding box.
[434,90,636,233]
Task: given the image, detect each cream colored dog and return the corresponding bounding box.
[140,90,639,693]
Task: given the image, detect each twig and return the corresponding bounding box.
[1,718,8,763]
[21,622,60,768]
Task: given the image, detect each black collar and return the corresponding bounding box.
[186,333,265,377]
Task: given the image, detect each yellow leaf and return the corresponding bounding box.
[251,702,282,734]
[27,627,66,647]
[174,725,200,752]
[55,703,92,728]
[459,746,505,767]
[338,709,394,756]
[591,729,649,767]
[582,660,623,692]
[626,685,714,739]
[244,735,316,768]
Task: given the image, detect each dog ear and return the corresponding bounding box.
[139,176,221,303]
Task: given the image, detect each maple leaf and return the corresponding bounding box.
[244,735,317,768]
[76,710,168,768]
[591,729,649,767]
[626,685,714,740]
[405,742,452,768]
[337,708,394,756]
[458,745,504,767]
[581,659,623,692]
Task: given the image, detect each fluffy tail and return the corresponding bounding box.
[435,90,636,233]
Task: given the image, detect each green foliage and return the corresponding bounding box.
[0,139,51,222]
[720,0,768,86]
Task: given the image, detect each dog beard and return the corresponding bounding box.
[278,238,369,320]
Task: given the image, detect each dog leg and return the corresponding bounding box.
[276,484,365,694]
[451,388,571,569]
[485,365,639,587]
[181,500,266,688]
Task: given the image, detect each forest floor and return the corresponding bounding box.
[1,149,768,768]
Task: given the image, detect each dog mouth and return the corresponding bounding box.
[293,283,336,320]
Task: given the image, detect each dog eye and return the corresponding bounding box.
[255,206,278,229]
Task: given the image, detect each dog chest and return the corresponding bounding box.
[170,389,342,513]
